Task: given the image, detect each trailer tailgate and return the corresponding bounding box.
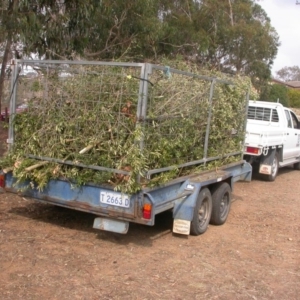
[3,171,139,221]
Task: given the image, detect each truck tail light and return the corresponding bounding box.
[246,146,259,154]
[0,173,5,188]
[143,203,152,219]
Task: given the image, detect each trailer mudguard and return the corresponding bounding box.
[172,180,203,234]
[172,180,202,221]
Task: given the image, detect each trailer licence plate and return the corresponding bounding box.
[100,191,130,208]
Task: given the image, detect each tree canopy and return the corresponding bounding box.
[0,0,280,106]
[288,89,300,108]
[276,66,300,82]
[260,83,289,107]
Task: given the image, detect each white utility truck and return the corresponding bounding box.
[244,100,300,181]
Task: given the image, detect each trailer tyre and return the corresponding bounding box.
[190,188,212,236]
[210,182,232,225]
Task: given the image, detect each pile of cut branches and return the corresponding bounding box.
[0,60,252,193]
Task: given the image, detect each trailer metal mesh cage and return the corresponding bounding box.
[2,60,249,192]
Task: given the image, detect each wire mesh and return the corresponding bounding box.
[144,67,246,172]
[145,69,211,168]
[13,62,142,161]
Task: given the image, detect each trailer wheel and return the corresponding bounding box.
[190,188,212,236]
[261,153,279,182]
[210,182,232,225]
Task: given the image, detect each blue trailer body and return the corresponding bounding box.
[1,160,251,235]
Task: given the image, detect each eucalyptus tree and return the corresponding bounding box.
[148,0,279,91]
[0,0,17,109]
[0,0,280,107]
[195,1,279,78]
[0,0,98,109]
[154,0,210,60]
[276,66,300,82]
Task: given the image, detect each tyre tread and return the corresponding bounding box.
[210,182,231,226]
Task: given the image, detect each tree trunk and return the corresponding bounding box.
[0,38,12,114]
[228,0,234,26]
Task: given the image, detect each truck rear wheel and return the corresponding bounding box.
[293,161,300,170]
[190,188,212,236]
[210,182,232,225]
[261,153,279,182]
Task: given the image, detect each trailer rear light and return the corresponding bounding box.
[246,146,259,154]
[0,173,5,188]
[143,203,152,219]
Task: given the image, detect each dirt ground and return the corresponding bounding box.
[0,122,299,300]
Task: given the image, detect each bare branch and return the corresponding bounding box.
[84,36,136,58]
[228,0,234,26]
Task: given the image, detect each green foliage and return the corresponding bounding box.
[1,0,279,84]
[30,80,42,92]
[185,0,279,75]
[260,83,289,107]
[0,60,251,193]
[245,61,272,94]
[288,89,300,108]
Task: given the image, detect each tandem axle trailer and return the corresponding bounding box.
[1,160,251,235]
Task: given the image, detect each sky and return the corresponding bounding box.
[258,0,300,76]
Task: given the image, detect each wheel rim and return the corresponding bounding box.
[271,156,278,177]
[197,197,210,227]
[220,193,229,218]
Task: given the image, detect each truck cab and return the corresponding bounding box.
[244,100,300,181]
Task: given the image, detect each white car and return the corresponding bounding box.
[244,100,300,181]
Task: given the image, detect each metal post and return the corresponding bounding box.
[241,88,250,159]
[7,59,18,149]
[137,63,152,151]
[203,79,216,162]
